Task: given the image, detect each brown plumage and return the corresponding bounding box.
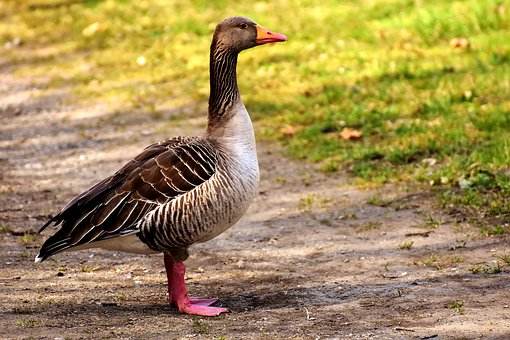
[37,137,219,260]
[36,16,287,316]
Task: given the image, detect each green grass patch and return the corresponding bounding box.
[191,319,210,335]
[470,262,503,274]
[15,319,40,328]
[18,233,37,245]
[398,240,414,250]
[497,254,510,266]
[440,167,510,232]
[1,0,510,225]
[0,224,12,233]
[447,300,465,315]
[415,254,464,270]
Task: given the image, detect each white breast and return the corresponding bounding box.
[216,101,259,188]
[196,102,260,242]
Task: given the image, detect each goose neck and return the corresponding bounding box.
[207,41,240,131]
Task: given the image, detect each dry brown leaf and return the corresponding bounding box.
[496,4,505,17]
[340,127,362,140]
[449,37,470,49]
[280,125,300,137]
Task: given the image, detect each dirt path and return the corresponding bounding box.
[1,65,510,340]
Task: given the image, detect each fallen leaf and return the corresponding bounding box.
[82,22,100,37]
[463,90,473,100]
[458,177,472,189]
[280,125,299,137]
[339,127,362,140]
[449,37,470,49]
[496,4,505,17]
[136,56,147,66]
[422,158,437,166]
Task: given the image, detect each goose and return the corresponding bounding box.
[35,16,287,317]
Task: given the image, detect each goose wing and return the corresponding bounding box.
[36,137,218,261]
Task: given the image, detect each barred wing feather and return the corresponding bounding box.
[36,137,218,261]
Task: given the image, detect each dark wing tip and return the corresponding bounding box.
[38,215,58,233]
[34,252,45,263]
[36,232,72,262]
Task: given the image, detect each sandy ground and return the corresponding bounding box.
[1,64,510,340]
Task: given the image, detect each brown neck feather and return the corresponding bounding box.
[207,37,240,132]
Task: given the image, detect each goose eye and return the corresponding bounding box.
[239,23,248,29]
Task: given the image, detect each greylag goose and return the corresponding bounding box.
[36,16,287,316]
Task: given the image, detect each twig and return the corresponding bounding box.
[303,307,316,320]
[395,327,415,332]
[405,231,433,237]
[9,229,37,236]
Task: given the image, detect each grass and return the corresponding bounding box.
[480,224,509,237]
[18,233,37,245]
[191,319,210,335]
[298,193,332,211]
[470,261,503,274]
[447,300,465,315]
[15,319,40,328]
[1,0,510,225]
[366,195,389,207]
[440,168,510,230]
[398,240,414,250]
[298,194,316,211]
[423,214,443,229]
[357,221,382,232]
[497,254,510,266]
[0,224,12,233]
[416,254,464,270]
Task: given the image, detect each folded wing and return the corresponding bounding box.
[36,137,218,261]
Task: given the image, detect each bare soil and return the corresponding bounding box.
[1,65,510,340]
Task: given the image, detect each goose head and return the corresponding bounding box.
[207,16,286,131]
[212,16,287,53]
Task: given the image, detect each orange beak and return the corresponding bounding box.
[255,25,288,45]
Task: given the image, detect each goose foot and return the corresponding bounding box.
[177,300,229,316]
[189,297,220,306]
[164,254,229,316]
[167,296,219,307]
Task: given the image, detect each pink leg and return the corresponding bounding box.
[164,254,228,316]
